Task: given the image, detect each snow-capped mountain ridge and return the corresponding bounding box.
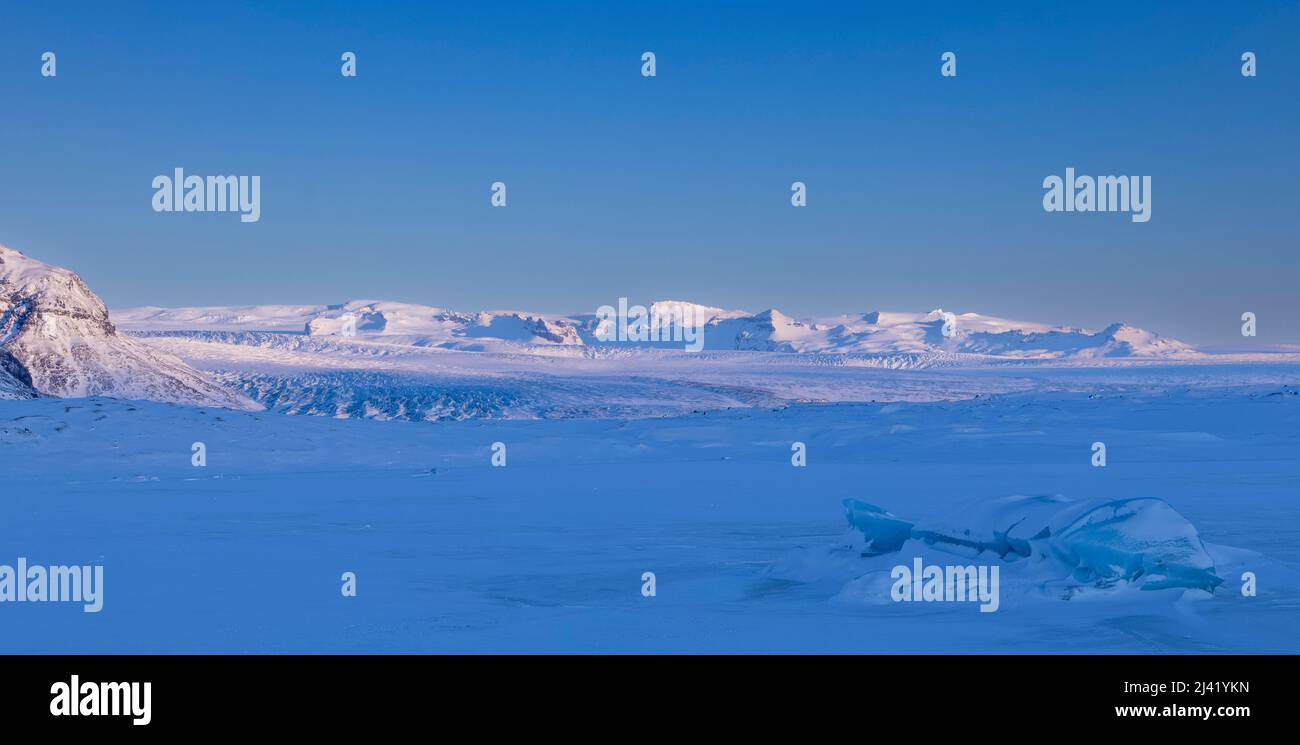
[0,244,1208,420]
[113,299,1199,359]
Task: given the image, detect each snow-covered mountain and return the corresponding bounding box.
[0,245,259,409]
[114,299,1199,359]
[0,244,1208,421]
[110,297,1213,421]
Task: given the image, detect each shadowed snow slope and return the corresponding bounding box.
[0,353,36,399]
[0,245,258,409]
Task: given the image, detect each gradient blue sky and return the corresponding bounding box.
[1,1,1296,344]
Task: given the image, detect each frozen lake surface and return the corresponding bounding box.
[2,373,1297,653]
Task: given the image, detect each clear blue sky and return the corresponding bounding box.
[1,1,1296,344]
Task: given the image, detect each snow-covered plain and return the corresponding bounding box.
[1,381,1297,653]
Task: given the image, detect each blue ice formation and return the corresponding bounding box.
[842,496,1222,592]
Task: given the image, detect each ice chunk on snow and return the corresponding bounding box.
[841,500,913,555]
[841,495,1224,592]
[1047,498,1222,592]
[842,497,1034,561]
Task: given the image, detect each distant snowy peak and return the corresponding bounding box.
[116,304,328,333]
[956,321,1197,359]
[698,308,1197,359]
[646,300,750,323]
[112,296,1198,360]
[1102,323,1198,357]
[0,245,259,408]
[719,308,813,352]
[297,300,586,346]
